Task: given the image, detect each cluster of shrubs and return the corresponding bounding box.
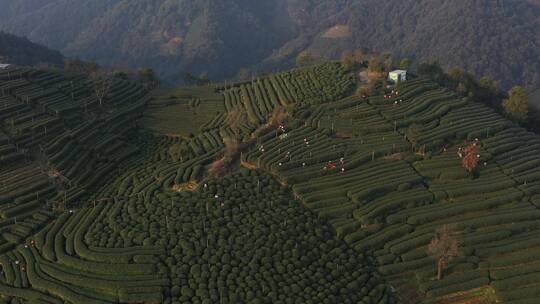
[90,169,395,304]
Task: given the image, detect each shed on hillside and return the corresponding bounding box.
[0,63,12,70]
[388,70,407,83]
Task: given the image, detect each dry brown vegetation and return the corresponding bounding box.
[207,158,229,177]
[223,136,239,160]
[433,286,496,304]
[383,153,407,161]
[461,144,481,172]
[268,106,291,128]
[322,25,351,38]
[208,136,240,176]
[251,105,292,140]
[209,105,291,177]
[355,85,370,98]
[240,161,258,170]
[226,105,247,134]
[171,181,198,192]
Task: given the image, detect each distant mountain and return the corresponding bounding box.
[0,31,63,66]
[0,0,302,81]
[265,0,540,91]
[0,0,538,91]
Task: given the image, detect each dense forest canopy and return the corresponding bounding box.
[0,0,537,91]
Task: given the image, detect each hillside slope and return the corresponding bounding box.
[4,61,540,302]
[0,65,396,304]
[0,31,63,66]
[0,0,537,90]
[143,66,540,303]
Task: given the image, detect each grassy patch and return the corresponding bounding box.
[142,86,224,137]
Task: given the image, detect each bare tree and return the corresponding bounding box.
[226,105,247,137]
[90,70,114,107]
[428,225,460,280]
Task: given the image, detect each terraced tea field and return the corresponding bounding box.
[0,62,539,303]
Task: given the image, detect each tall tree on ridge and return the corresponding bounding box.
[502,86,528,123]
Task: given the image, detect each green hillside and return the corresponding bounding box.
[1,62,540,303]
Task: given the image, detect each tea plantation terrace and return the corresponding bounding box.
[0,63,538,303]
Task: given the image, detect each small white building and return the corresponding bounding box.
[0,64,12,70]
[388,70,407,83]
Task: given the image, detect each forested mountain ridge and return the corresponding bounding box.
[0,31,63,66]
[0,0,538,91]
[0,0,304,81]
[264,0,540,91]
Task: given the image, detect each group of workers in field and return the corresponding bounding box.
[0,239,38,275]
[257,88,488,179]
[458,138,487,167]
[323,158,346,174]
[383,89,403,107]
[257,89,408,176]
[257,123,348,174]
